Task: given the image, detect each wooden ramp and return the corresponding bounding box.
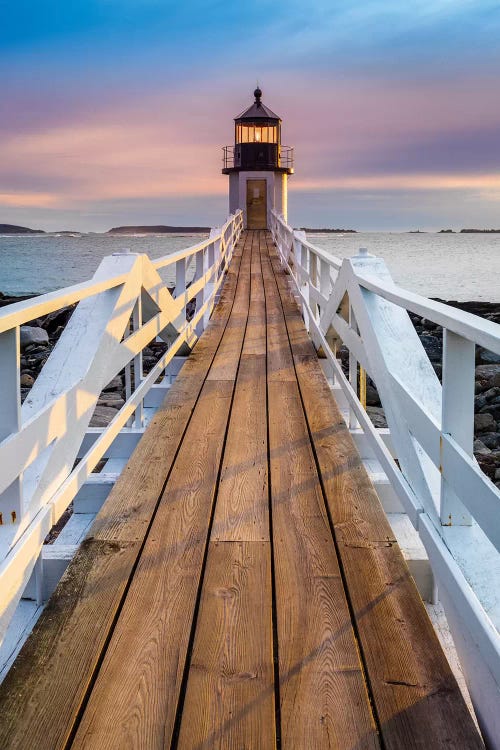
[0,232,483,749]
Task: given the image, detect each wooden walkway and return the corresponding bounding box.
[0,232,483,749]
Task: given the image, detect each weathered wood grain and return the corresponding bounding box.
[177,541,275,749]
[177,234,274,748]
[268,238,484,749]
[70,240,253,749]
[70,380,235,750]
[264,236,379,749]
[0,236,248,750]
[212,236,268,542]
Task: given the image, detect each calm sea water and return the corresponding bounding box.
[309,231,500,302]
[0,233,206,297]
[1,231,499,301]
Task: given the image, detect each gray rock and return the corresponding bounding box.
[98,395,125,408]
[419,334,442,363]
[482,404,500,421]
[474,394,488,411]
[103,376,122,392]
[476,364,500,381]
[474,413,496,432]
[479,432,500,449]
[421,319,438,331]
[473,439,491,455]
[492,373,500,388]
[367,406,387,428]
[475,380,488,394]
[484,387,500,401]
[495,468,500,481]
[20,373,35,387]
[478,349,500,365]
[365,384,380,406]
[20,326,49,349]
[90,405,119,427]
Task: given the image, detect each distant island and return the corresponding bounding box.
[408,230,427,233]
[439,229,455,233]
[0,223,45,234]
[460,228,500,233]
[298,227,357,233]
[107,225,210,234]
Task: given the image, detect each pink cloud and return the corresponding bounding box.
[1,73,499,211]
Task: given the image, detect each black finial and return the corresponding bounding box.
[254,86,262,105]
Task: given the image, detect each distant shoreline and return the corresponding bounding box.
[2,222,500,235]
[0,223,210,235]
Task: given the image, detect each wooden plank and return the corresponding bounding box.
[0,236,248,750]
[261,242,296,382]
[177,233,274,748]
[206,233,252,382]
[212,235,268,542]
[212,355,268,542]
[267,380,379,749]
[70,240,253,749]
[263,232,379,748]
[268,237,484,749]
[177,541,275,749]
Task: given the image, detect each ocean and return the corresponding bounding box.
[1,231,499,302]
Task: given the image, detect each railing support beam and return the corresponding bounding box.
[440,330,474,526]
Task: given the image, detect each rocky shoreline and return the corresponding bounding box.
[3,292,500,490]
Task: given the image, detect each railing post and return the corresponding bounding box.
[310,251,318,322]
[294,231,308,329]
[440,330,474,526]
[195,248,205,337]
[204,229,218,330]
[132,296,143,428]
[175,257,187,325]
[348,304,359,429]
[0,328,23,525]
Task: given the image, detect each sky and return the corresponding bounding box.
[1,0,500,232]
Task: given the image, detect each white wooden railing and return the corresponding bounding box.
[0,211,243,648]
[271,209,500,748]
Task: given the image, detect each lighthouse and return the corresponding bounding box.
[222,87,294,229]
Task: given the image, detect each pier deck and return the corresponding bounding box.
[0,231,483,748]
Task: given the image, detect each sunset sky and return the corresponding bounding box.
[1,1,500,231]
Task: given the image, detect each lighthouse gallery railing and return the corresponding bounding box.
[271,208,500,747]
[0,211,243,650]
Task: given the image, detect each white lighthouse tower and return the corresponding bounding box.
[222,87,294,229]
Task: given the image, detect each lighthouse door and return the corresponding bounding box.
[246,179,267,229]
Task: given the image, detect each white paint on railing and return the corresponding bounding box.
[270,208,500,748]
[0,210,243,650]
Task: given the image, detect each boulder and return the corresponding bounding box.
[41,306,74,333]
[367,406,387,428]
[20,373,35,387]
[419,334,442,363]
[103,376,123,392]
[98,395,125,408]
[475,364,500,381]
[474,413,496,432]
[474,393,488,412]
[90,405,119,427]
[477,348,500,365]
[365,384,380,406]
[484,386,500,401]
[20,326,49,349]
[480,404,500,421]
[479,432,500,450]
[473,439,491,455]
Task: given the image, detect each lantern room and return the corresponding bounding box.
[222,87,294,229]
